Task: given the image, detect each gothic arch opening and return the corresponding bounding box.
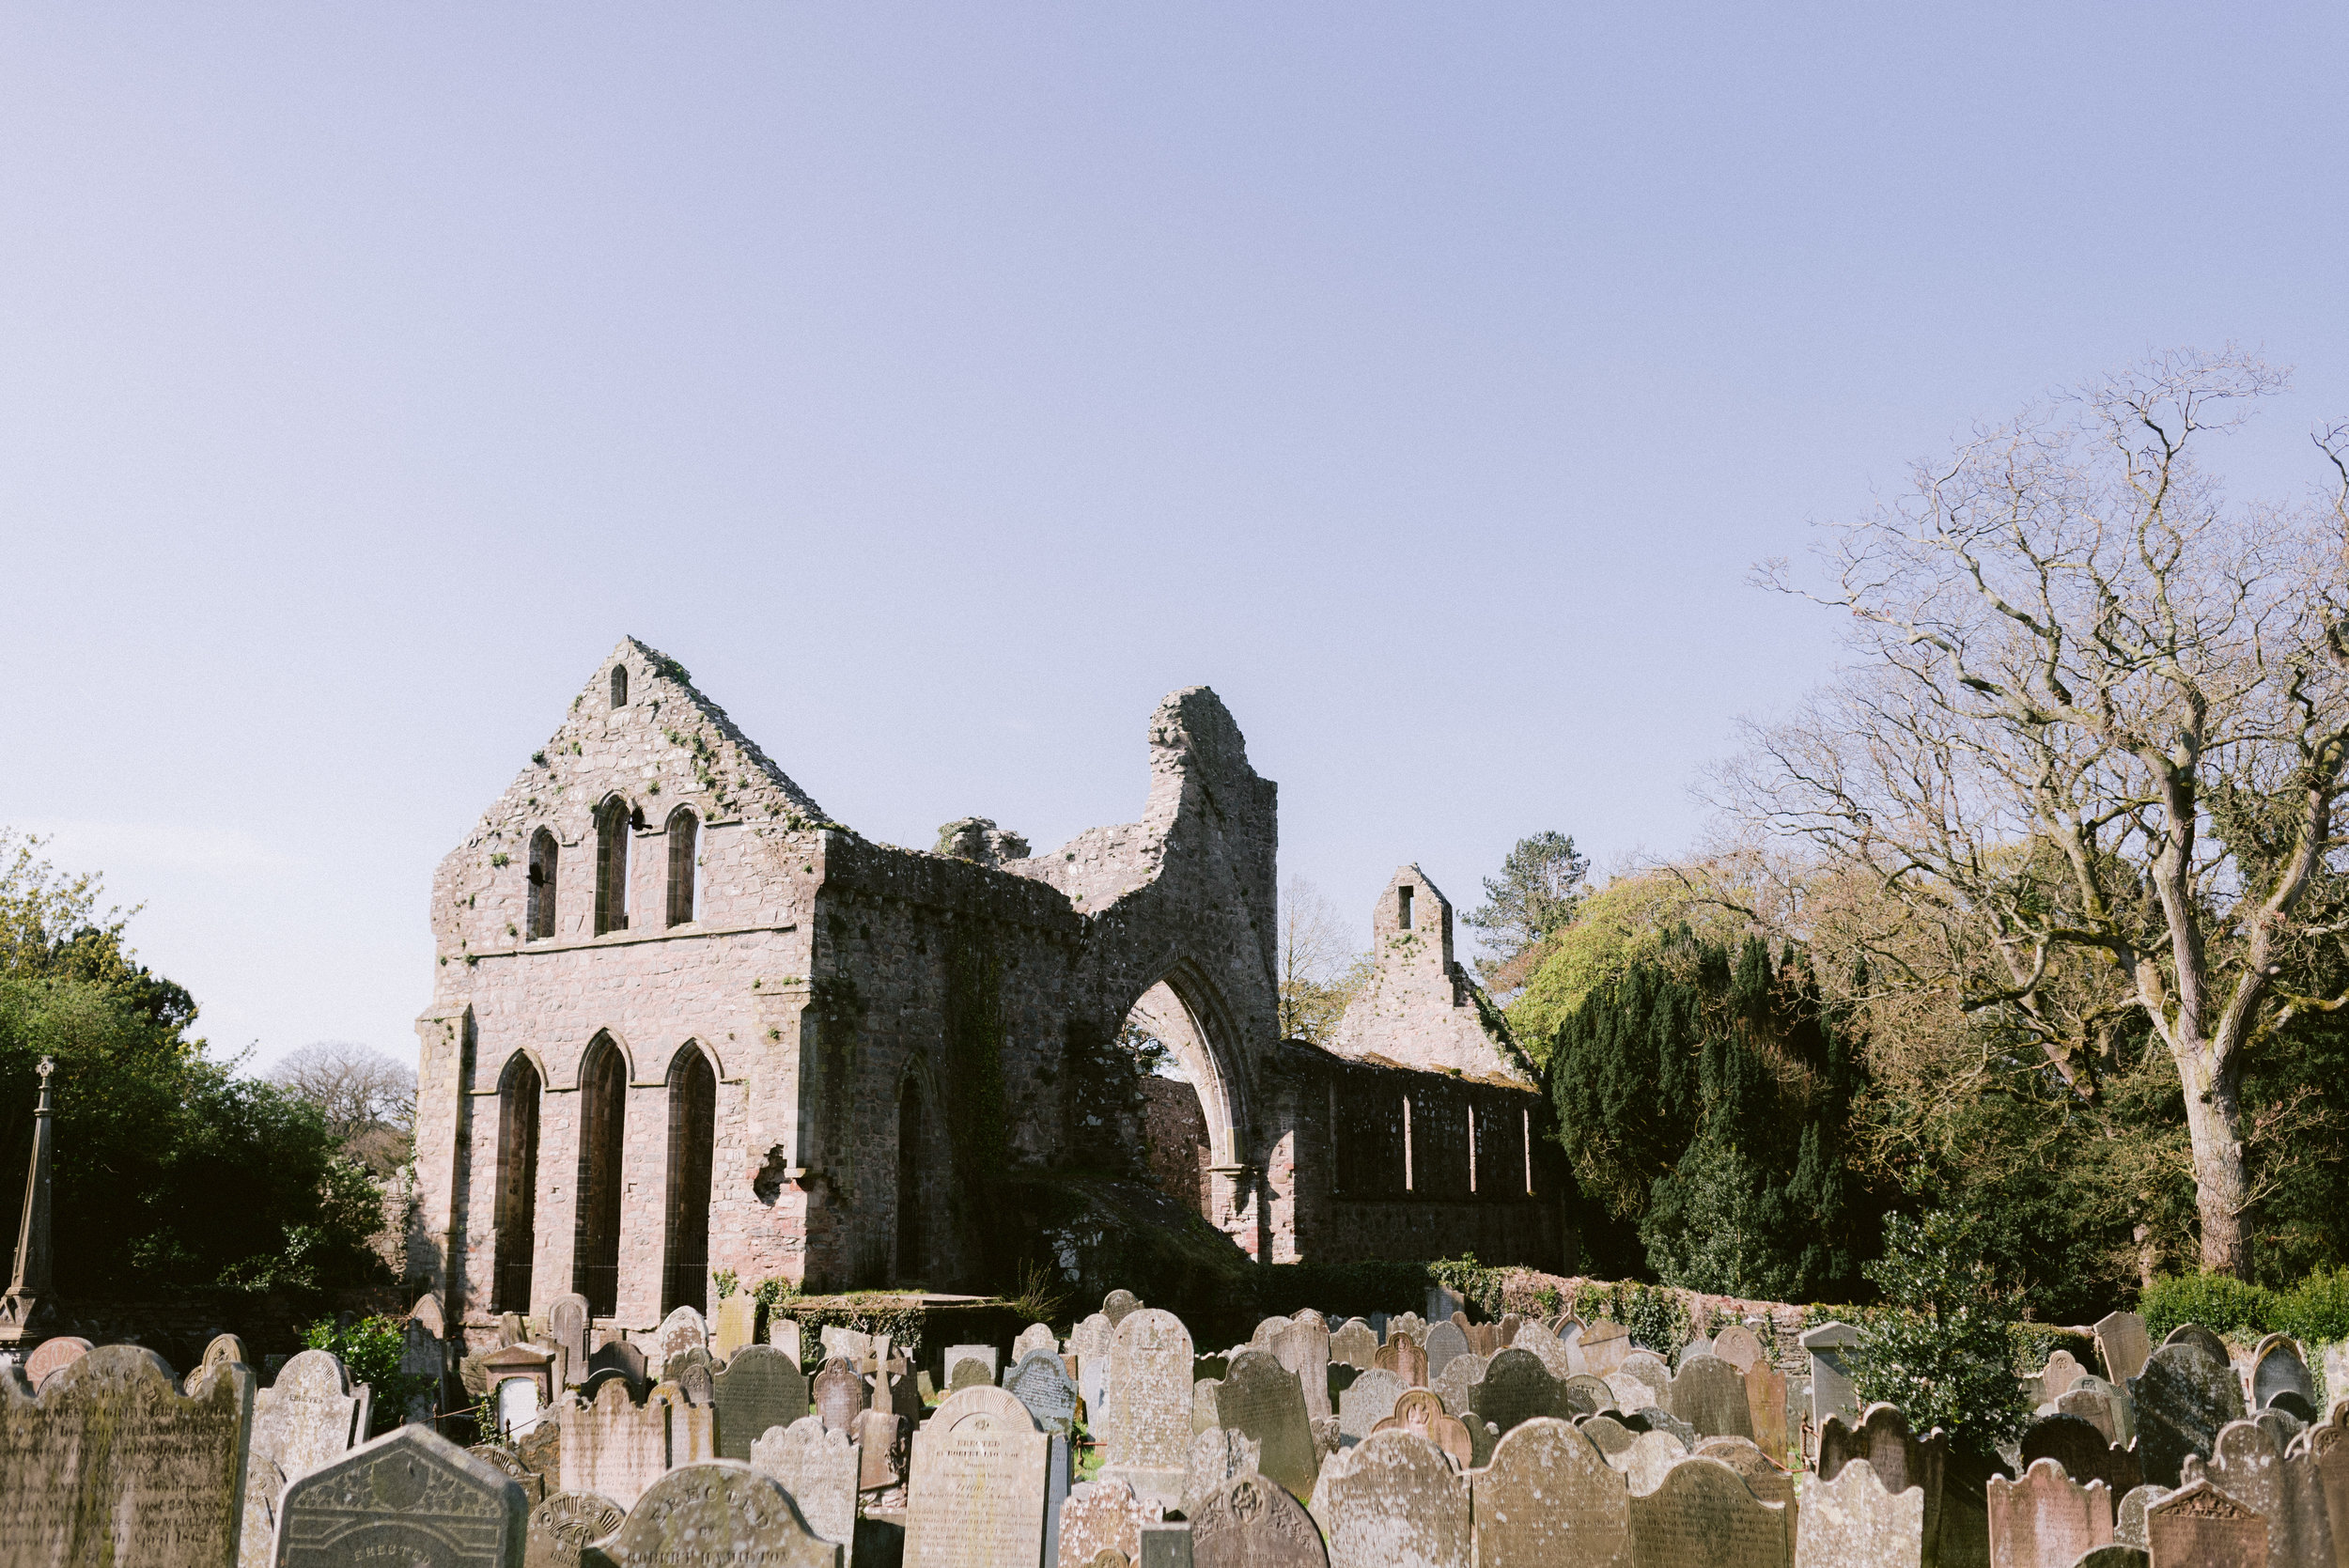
[573,1033,629,1316]
[661,1045,717,1316]
[492,1054,541,1312]
[1117,966,1245,1222]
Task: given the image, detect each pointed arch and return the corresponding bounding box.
[492,1052,542,1312]
[611,664,629,707]
[572,1032,629,1315]
[526,828,559,940]
[594,796,630,936]
[664,807,699,928]
[661,1042,717,1316]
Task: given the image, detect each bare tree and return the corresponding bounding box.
[1278,876,1368,1047]
[269,1041,418,1177]
[1722,349,2349,1279]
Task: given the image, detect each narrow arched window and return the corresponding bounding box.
[661,1047,717,1316]
[895,1078,925,1281]
[573,1034,629,1316]
[526,830,558,940]
[493,1055,542,1312]
[611,665,628,707]
[595,798,630,935]
[665,808,698,928]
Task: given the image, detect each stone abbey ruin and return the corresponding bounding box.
[412,638,1563,1331]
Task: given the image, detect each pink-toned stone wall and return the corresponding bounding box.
[1329,865,1531,1084]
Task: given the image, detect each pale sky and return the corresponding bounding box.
[5,5,2347,1071]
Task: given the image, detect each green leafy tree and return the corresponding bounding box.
[1465,831,1591,984]
[1849,1211,2030,1465]
[302,1314,439,1436]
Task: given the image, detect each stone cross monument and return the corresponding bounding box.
[0,1057,59,1346]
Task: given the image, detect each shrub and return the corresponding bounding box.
[2275,1266,2349,1348]
[301,1314,437,1436]
[1621,1282,1692,1360]
[2139,1271,2278,1343]
[1849,1211,2029,1465]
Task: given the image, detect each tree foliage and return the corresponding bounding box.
[1849,1210,2031,1466]
[1276,877,1369,1047]
[1465,831,1591,985]
[269,1041,417,1178]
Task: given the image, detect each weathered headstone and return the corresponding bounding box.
[201,1333,250,1377]
[2196,1417,2332,1568]
[675,1358,717,1409]
[1432,1352,1487,1422]
[1307,1429,1470,1568]
[1795,1456,1922,1568]
[1820,1404,1946,1567]
[946,1343,1000,1385]
[1330,1321,1377,1373]
[1382,1312,1427,1346]
[0,1343,251,1568]
[2068,1550,2150,1568]
[818,1327,873,1365]
[1335,1368,1405,1445]
[1696,1437,1797,1560]
[1626,1453,1788,1567]
[1012,1323,1058,1363]
[1618,1351,1672,1410]
[2027,1348,2092,1409]
[713,1343,808,1462]
[1217,1348,1320,1502]
[1799,1322,1862,1441]
[1423,1323,1470,1385]
[1190,1467,1325,1568]
[1371,1388,1474,1469]
[1101,1309,1194,1510]
[1059,1476,1157,1568]
[1713,1326,1766,1374]
[1269,1318,1333,1425]
[1473,1416,1630,1568]
[769,1316,801,1362]
[585,1339,647,1392]
[1985,1456,2113,1568]
[2250,1339,2316,1414]
[1005,1348,1081,1436]
[655,1382,715,1464]
[277,1422,529,1567]
[2094,1312,2153,1387]
[595,1459,840,1567]
[905,1385,1050,1568]
[241,1348,370,1568]
[1610,1430,1688,1498]
[2160,1324,2230,1368]
[1668,1354,1754,1440]
[2130,1342,2246,1488]
[473,1442,548,1506]
[548,1294,592,1377]
[2020,1413,2142,1498]
[525,1489,627,1568]
[751,1416,859,1563]
[1565,1374,1617,1416]
[657,1305,709,1365]
[1745,1360,1789,1460]
[948,1357,993,1392]
[2058,1388,2126,1450]
[1468,1347,1569,1437]
[710,1295,756,1362]
[1104,1290,1143,1327]
[1374,1337,1427,1389]
[558,1377,670,1510]
[1579,1321,1633,1378]
[813,1357,866,1432]
[23,1335,92,1390]
[2142,1477,2265,1568]
[1509,1322,1576,1383]
[1184,1425,1262,1518]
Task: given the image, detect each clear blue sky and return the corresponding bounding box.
[6,5,2346,1070]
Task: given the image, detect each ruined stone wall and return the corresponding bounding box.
[1330,865,1531,1085]
[1137,1074,1209,1216]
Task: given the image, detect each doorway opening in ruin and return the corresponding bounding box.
[661,1046,717,1316]
[894,1077,925,1281]
[1118,971,1242,1223]
[492,1054,541,1312]
[573,1033,629,1316]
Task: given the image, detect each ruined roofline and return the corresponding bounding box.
[594,636,832,825]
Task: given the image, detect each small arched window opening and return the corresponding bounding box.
[595,798,630,935]
[1398,885,1415,930]
[895,1077,926,1282]
[661,1047,717,1317]
[611,665,628,707]
[573,1035,629,1316]
[492,1055,542,1312]
[665,808,699,928]
[526,830,559,940]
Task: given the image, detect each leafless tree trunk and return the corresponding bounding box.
[1723,349,2349,1278]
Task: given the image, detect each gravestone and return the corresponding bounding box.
[526,1490,627,1568]
[1579,1321,1633,1377]
[1195,1378,1223,1435]
[1058,1477,1155,1568]
[1465,1324,1500,1358]
[2196,1418,2332,1568]
[1626,1453,1788,1567]
[770,1316,801,1363]
[2142,1478,2266,1568]
[595,1459,839,1567]
[855,1408,907,1493]
[949,1358,993,1392]
[2160,1324,2230,1369]
[2093,1312,2153,1387]
[2073,1375,2138,1449]
[675,1359,716,1409]
[2250,1340,2316,1414]
[277,1422,529,1567]
[1468,1347,1570,1437]
[1472,1417,1630,1568]
[2028,1349,2091,1409]
[2069,1551,2150,1568]
[23,1335,92,1389]
[474,1443,546,1506]
[201,1333,250,1378]
[1610,1430,1686,1498]
[1795,1456,1922,1568]
[813,1358,866,1432]
[1184,1426,1262,1519]
[1336,1368,1405,1444]
[403,1317,448,1423]
[1370,1388,1474,1469]
[2116,1484,2169,1550]
[1745,1361,1789,1460]
[0,1343,252,1568]
[1217,1348,1320,1502]
[1104,1290,1143,1327]
[1820,1404,1946,1568]
[1510,1322,1576,1383]
[1799,1322,1862,1439]
[946,1344,1000,1385]
[869,1360,921,1423]
[1432,1352,1487,1421]
[1629,1406,1697,1451]
[2021,1413,2141,1498]
[1190,1468,1326,1568]
[712,1295,757,1362]
[752,1416,859,1564]
[1268,1318,1333,1424]
[558,1377,670,1510]
[1618,1351,1672,1410]
[1565,1374,1617,1416]
[1374,1338,1427,1389]
[548,1295,592,1377]
[1102,1309,1194,1510]
[713,1344,808,1462]
[1668,1355,1754,1440]
[1073,1313,1117,1418]
[241,1348,370,1568]
[2130,1343,2246,1488]
[585,1340,647,1392]
[1307,1429,1470,1568]
[818,1327,872,1365]
[2058,1388,2126,1450]
[656,1383,716,1464]
[1330,1321,1377,1373]
[1695,1438,1797,1560]
[1014,1323,1059,1363]
[658,1306,709,1365]
[1678,1338,1717,1370]
[1713,1326,1766,1374]
[905,1385,1050,1568]
[1005,1349,1081,1436]
[1985,1456,2114,1568]
[1423,1323,1470,1384]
